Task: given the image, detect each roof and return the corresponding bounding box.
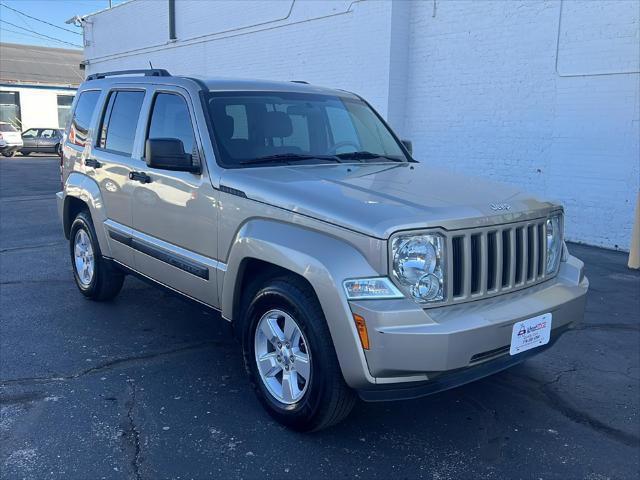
[0,42,84,87]
[80,70,355,98]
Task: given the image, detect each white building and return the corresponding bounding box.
[0,43,83,131]
[80,0,639,251]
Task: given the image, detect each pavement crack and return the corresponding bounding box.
[125,379,142,480]
[576,322,640,332]
[0,279,72,286]
[498,372,640,448]
[0,340,230,387]
[542,365,578,386]
[0,242,65,253]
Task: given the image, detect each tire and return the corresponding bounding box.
[21,151,31,156]
[55,144,61,157]
[242,276,356,431]
[69,210,124,301]
[1,150,15,157]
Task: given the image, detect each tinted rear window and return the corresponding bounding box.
[98,90,145,155]
[69,90,100,147]
[0,123,17,132]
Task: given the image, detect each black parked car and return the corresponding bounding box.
[21,128,64,156]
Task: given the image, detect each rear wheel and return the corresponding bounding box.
[242,276,356,431]
[1,150,16,157]
[69,210,124,301]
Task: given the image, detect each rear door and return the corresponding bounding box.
[38,129,58,152]
[90,86,147,266]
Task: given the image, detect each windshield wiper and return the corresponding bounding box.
[240,153,342,165]
[335,151,404,162]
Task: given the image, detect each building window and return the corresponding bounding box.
[57,95,74,129]
[0,91,21,129]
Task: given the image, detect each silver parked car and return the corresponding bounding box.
[57,70,588,431]
[21,128,64,156]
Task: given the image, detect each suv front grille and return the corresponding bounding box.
[446,219,548,304]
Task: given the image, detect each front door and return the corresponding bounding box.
[21,128,39,151]
[130,88,219,307]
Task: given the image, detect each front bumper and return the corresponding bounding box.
[348,254,588,398]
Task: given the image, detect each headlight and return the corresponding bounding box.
[391,234,446,303]
[546,213,563,275]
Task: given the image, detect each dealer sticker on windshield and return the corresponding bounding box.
[510,313,552,356]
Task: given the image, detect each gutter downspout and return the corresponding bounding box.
[168,0,176,41]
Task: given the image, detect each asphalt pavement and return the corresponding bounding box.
[1,155,639,479]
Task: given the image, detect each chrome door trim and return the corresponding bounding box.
[104,219,227,279]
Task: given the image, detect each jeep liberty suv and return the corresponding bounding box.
[57,69,588,431]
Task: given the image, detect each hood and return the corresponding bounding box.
[221,162,558,239]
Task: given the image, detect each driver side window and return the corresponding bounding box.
[147,93,195,156]
[22,129,38,138]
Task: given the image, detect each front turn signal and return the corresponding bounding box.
[353,314,370,350]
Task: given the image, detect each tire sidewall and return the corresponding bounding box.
[243,282,330,427]
[69,213,101,296]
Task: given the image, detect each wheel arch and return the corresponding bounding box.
[220,219,379,388]
[61,173,111,256]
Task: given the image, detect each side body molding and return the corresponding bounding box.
[220,219,380,388]
[61,172,111,256]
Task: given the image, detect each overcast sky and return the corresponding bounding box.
[0,0,127,50]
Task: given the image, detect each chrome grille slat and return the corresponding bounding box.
[462,235,472,298]
[447,219,548,306]
[494,230,503,293]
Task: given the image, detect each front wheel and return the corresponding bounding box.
[242,277,356,431]
[1,150,16,157]
[21,151,31,156]
[69,210,124,301]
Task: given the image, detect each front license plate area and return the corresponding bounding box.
[510,313,552,356]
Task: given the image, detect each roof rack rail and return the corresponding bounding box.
[290,80,309,84]
[86,69,171,81]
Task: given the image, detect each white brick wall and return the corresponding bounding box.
[82,0,639,250]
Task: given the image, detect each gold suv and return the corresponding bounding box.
[58,70,588,431]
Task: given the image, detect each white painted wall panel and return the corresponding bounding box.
[0,86,75,130]
[82,0,640,250]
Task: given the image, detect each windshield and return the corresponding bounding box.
[0,123,18,132]
[206,91,408,167]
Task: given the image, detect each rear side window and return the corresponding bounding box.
[69,90,100,147]
[98,90,145,155]
[147,93,195,155]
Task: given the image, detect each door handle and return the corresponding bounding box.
[129,171,152,184]
[85,158,101,168]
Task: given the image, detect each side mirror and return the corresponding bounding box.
[145,138,200,173]
[401,139,413,155]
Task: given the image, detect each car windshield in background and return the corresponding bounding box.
[0,123,18,132]
[206,91,408,167]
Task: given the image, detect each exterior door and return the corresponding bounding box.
[131,88,219,307]
[21,128,39,151]
[87,87,146,266]
[38,129,58,152]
